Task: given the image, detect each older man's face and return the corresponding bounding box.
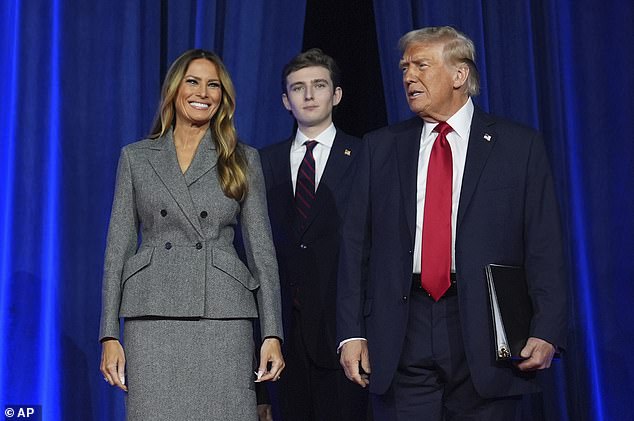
[400,41,461,122]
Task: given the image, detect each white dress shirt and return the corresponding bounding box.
[413,98,474,273]
[290,123,337,194]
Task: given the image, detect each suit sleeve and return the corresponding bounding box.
[99,147,139,341]
[241,147,283,341]
[258,148,272,191]
[524,133,567,349]
[337,135,372,343]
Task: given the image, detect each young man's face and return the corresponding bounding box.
[282,66,342,132]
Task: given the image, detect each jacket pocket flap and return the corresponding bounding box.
[212,248,258,290]
[122,247,154,283]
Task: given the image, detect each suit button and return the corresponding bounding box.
[299,244,307,249]
[402,296,408,302]
[165,242,172,250]
[200,211,208,218]
[160,209,167,217]
[408,249,413,254]
[195,242,203,250]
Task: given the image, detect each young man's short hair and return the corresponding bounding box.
[281,48,341,93]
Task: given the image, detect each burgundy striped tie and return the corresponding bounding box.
[295,140,318,222]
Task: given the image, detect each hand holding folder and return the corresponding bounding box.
[485,264,532,360]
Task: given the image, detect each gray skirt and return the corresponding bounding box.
[123,317,257,421]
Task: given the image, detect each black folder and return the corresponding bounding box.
[485,264,532,360]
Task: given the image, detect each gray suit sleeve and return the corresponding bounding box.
[240,147,283,341]
[99,147,139,341]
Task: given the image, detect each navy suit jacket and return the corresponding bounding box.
[337,108,567,397]
[261,130,361,369]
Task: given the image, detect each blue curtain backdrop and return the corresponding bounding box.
[1,0,633,420]
[373,1,634,420]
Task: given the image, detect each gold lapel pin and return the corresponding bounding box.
[483,133,492,142]
[344,149,352,156]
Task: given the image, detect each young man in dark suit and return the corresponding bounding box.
[260,48,369,421]
[337,27,567,420]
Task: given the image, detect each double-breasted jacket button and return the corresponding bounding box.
[165,242,172,250]
[200,211,208,218]
[195,242,203,250]
[402,295,408,302]
[299,244,308,249]
[160,209,167,217]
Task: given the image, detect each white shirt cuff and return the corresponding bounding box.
[337,337,367,353]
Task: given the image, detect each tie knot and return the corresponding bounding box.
[304,140,318,151]
[433,122,454,137]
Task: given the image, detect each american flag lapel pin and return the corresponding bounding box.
[483,133,492,142]
[344,149,352,156]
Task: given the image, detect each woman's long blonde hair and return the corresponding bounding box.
[149,49,248,202]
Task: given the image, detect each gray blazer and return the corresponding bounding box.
[99,129,282,342]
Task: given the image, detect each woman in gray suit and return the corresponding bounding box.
[99,49,284,420]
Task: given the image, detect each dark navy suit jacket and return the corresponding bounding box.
[337,108,567,397]
[261,130,361,369]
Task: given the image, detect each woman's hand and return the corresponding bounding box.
[255,337,285,383]
[100,339,128,392]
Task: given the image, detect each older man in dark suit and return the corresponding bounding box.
[260,48,369,420]
[337,26,566,420]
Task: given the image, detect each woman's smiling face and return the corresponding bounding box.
[174,58,223,128]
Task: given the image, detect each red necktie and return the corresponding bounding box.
[421,122,453,301]
[295,140,318,222]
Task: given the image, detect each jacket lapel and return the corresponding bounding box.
[457,108,496,229]
[396,118,424,244]
[183,130,218,187]
[148,129,204,238]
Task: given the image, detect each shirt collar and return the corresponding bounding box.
[422,98,474,141]
[292,123,336,151]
